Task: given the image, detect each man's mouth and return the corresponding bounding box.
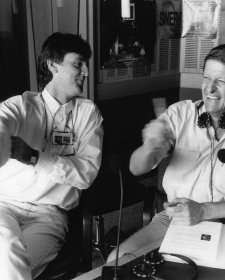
[76,79,84,88]
[207,95,221,101]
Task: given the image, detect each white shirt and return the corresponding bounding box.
[156,100,225,203]
[0,89,103,210]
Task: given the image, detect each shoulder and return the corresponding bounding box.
[75,96,93,104]
[22,91,44,110]
[168,99,201,115]
[2,91,42,104]
[159,100,201,126]
[75,96,95,108]
[22,91,42,102]
[74,97,102,117]
[1,92,44,113]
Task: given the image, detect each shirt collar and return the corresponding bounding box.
[42,88,74,116]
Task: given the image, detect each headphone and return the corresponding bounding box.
[132,248,198,280]
[197,101,225,129]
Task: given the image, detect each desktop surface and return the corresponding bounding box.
[74,238,225,280]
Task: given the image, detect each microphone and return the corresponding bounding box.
[102,154,124,280]
[110,154,123,173]
[218,149,225,163]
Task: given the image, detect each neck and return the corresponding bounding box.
[46,84,71,105]
[211,117,219,129]
[210,111,225,128]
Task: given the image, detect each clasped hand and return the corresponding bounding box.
[10,136,33,165]
[164,197,204,226]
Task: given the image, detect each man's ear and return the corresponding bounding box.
[47,60,58,73]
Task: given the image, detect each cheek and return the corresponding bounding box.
[201,83,207,97]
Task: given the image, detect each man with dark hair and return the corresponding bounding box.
[0,32,103,279]
[108,44,225,261]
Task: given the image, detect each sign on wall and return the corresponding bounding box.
[156,0,182,39]
[156,0,221,39]
[182,0,220,39]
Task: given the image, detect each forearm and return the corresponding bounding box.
[202,201,225,221]
[129,144,157,176]
[129,139,170,176]
[130,118,174,176]
[0,120,11,167]
[35,124,103,187]
[165,198,225,226]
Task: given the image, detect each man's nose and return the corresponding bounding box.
[207,81,216,93]
[81,64,88,77]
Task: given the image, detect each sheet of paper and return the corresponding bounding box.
[159,220,222,262]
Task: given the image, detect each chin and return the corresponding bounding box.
[72,87,83,96]
[205,103,221,114]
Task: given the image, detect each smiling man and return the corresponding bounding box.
[107,44,225,262]
[0,32,103,279]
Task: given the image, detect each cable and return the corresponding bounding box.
[29,0,38,89]
[114,169,124,279]
[210,136,214,202]
[101,154,124,280]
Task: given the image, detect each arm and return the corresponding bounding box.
[0,95,103,189]
[164,197,225,225]
[35,106,103,189]
[8,118,103,189]
[0,121,11,167]
[129,119,173,176]
[0,96,23,167]
[10,136,39,165]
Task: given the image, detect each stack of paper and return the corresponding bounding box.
[159,220,225,268]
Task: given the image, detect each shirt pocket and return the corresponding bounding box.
[60,142,79,157]
[51,142,79,157]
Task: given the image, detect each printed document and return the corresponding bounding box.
[159,220,225,268]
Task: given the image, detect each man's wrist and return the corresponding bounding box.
[201,202,212,221]
[30,149,39,166]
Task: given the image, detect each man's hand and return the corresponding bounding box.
[142,119,173,150]
[164,197,205,226]
[11,136,34,165]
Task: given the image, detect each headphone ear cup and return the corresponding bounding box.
[218,112,225,128]
[197,112,211,128]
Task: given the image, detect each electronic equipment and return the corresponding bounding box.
[197,101,225,129]
[101,155,124,280]
[218,149,225,164]
[132,248,198,280]
[197,111,225,129]
[52,131,74,145]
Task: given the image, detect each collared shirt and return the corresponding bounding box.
[0,89,103,210]
[156,100,225,203]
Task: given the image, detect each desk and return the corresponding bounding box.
[73,239,161,280]
[73,238,225,280]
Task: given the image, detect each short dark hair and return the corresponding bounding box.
[37,32,92,89]
[203,44,225,71]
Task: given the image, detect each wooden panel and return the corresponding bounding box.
[29,0,53,61]
[25,0,53,91]
[55,0,79,34]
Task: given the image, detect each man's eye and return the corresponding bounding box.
[73,62,82,68]
[216,80,225,86]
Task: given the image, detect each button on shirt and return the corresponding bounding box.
[0,89,103,210]
[155,100,225,203]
